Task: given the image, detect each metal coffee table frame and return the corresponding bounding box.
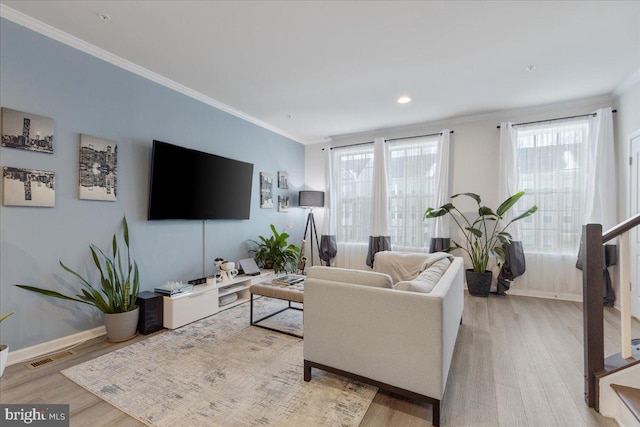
[250,291,303,338]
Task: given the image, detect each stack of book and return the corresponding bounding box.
[154,281,194,296]
[272,274,305,286]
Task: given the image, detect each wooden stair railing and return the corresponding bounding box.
[583,212,640,410]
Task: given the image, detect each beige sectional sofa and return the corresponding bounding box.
[303,253,464,427]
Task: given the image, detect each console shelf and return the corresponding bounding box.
[162,270,274,329]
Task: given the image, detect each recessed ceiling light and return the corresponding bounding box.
[97,13,111,22]
[526,65,536,72]
[397,96,412,104]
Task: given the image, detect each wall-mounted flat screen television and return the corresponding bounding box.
[148,140,254,220]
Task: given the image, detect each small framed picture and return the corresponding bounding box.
[277,171,289,189]
[260,172,273,208]
[79,134,117,201]
[278,195,289,212]
[3,167,55,207]
[1,108,54,154]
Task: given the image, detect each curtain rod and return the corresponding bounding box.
[323,130,454,150]
[385,130,454,143]
[496,110,617,129]
[323,140,373,151]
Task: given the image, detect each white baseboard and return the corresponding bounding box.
[7,326,106,366]
[505,290,640,323]
[505,288,583,303]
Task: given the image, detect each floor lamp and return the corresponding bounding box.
[299,191,324,270]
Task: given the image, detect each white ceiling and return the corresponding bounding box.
[1,1,639,144]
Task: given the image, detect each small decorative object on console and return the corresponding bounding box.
[239,258,261,276]
[154,282,193,296]
[272,274,305,286]
[188,277,208,286]
[220,261,236,271]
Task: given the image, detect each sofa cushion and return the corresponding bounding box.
[393,258,452,293]
[307,266,393,288]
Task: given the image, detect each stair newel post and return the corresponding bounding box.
[582,223,604,409]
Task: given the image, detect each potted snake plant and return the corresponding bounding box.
[425,192,537,296]
[0,311,14,377]
[16,217,140,342]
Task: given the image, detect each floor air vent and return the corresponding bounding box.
[26,350,75,369]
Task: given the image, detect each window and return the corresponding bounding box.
[332,145,374,243]
[515,119,589,254]
[387,137,439,248]
[331,136,439,249]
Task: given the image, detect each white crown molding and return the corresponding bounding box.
[0,5,304,144]
[327,94,614,144]
[613,67,640,97]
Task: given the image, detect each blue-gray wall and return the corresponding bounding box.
[0,18,305,351]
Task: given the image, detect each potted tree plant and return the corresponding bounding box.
[425,192,537,297]
[0,311,14,377]
[249,224,300,274]
[16,217,140,342]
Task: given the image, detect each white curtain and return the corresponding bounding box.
[319,145,337,265]
[431,130,452,247]
[499,117,590,297]
[585,107,617,229]
[366,137,391,267]
[371,138,390,236]
[387,135,439,251]
[335,243,370,270]
[331,144,374,269]
[498,122,521,240]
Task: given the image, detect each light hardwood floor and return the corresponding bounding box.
[1,294,637,426]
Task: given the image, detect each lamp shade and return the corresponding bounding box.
[299,191,324,208]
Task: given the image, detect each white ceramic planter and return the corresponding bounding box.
[0,344,8,377]
[103,306,139,343]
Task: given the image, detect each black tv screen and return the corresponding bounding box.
[148,140,254,220]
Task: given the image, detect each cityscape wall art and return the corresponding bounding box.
[1,108,54,154]
[79,134,117,201]
[3,167,55,207]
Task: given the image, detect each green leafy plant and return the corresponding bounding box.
[249,224,300,274]
[0,312,14,323]
[16,217,139,314]
[425,192,537,273]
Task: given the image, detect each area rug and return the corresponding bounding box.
[62,298,377,426]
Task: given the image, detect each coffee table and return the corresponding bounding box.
[249,280,304,338]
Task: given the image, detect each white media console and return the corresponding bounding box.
[162,270,275,329]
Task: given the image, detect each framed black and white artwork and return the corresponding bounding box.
[278,195,289,212]
[1,108,54,154]
[79,134,117,201]
[277,171,289,189]
[3,167,55,207]
[260,172,273,208]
